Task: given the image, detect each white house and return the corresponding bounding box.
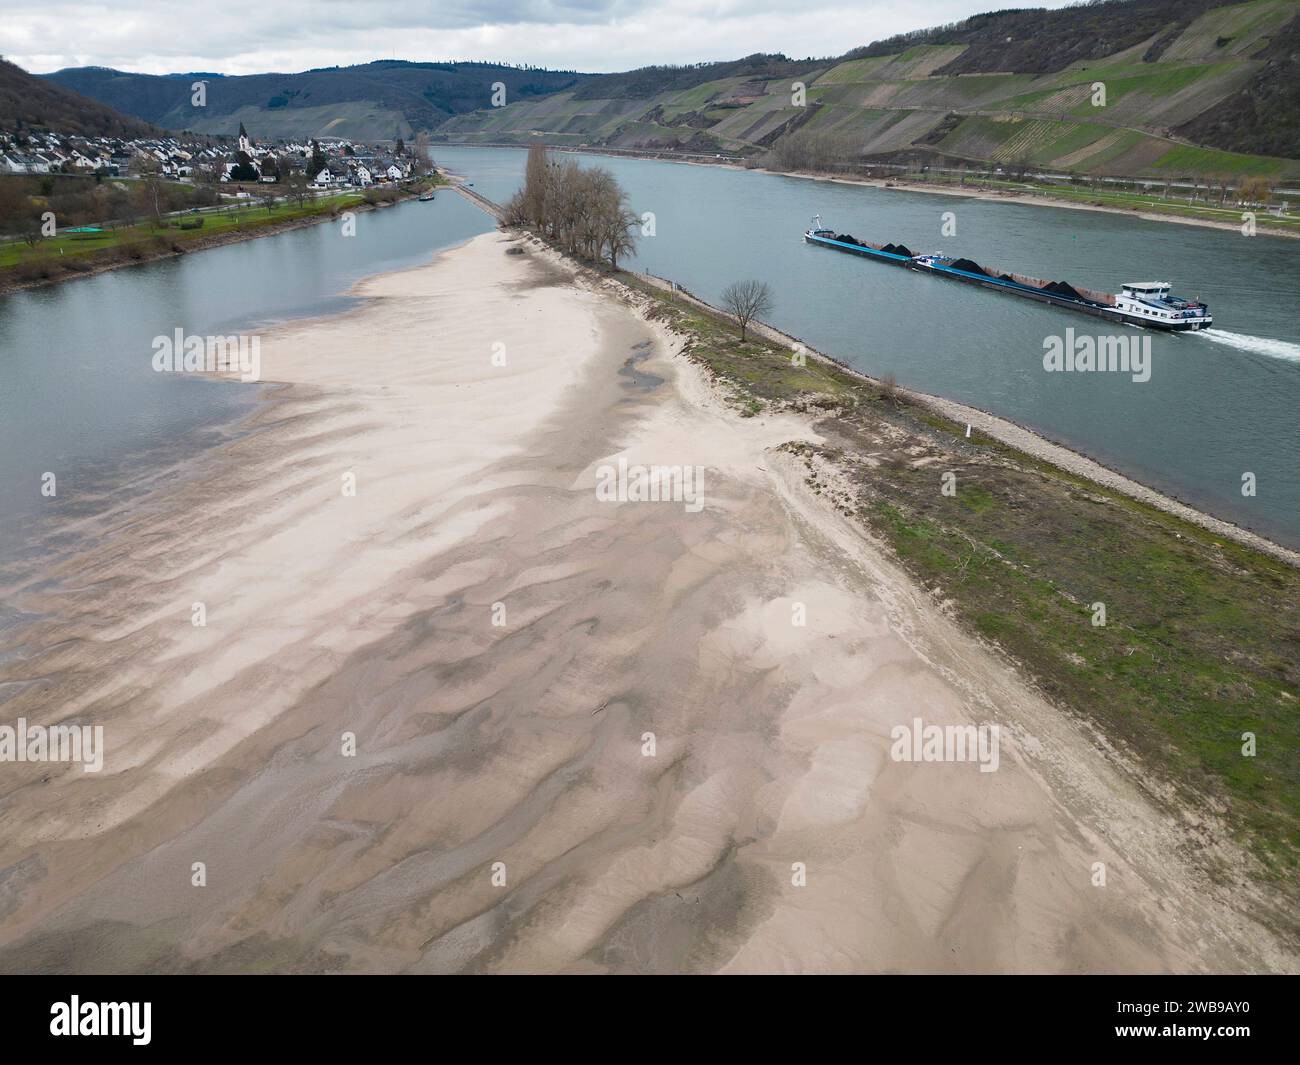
[8,153,52,173]
[386,163,403,181]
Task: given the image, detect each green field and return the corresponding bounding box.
[1153,142,1290,175]
[0,195,363,272]
[0,176,442,280]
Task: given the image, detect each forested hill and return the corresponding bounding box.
[44,61,590,142]
[0,59,155,137]
[847,0,1231,73]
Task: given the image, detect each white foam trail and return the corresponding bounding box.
[1193,329,1300,363]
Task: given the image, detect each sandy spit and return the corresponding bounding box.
[0,231,1291,974]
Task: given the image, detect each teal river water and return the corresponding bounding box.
[1,148,1297,579]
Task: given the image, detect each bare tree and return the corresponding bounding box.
[104,183,137,229]
[721,280,774,341]
[0,179,27,237]
[770,128,854,173]
[522,141,551,228]
[543,156,585,253]
[599,204,639,268]
[583,165,636,266]
[190,161,219,186]
[413,131,433,175]
[21,217,43,248]
[502,188,528,226]
[278,158,311,208]
[134,157,166,227]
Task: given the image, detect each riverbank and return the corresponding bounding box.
[769,168,1300,240]
[0,180,441,295]
[0,228,1292,972]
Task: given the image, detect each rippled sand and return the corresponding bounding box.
[0,233,1286,973]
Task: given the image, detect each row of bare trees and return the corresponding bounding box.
[767,129,859,173]
[504,143,639,267]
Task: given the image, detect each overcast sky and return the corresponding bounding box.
[3,1,1078,76]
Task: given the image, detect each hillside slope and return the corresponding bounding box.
[1178,7,1300,156]
[437,0,1300,178]
[45,61,591,142]
[0,59,155,138]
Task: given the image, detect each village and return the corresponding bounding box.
[0,122,429,190]
[0,120,441,281]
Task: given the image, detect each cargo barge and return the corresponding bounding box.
[803,216,1212,331]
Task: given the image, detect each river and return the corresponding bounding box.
[441,145,1300,550]
[2,149,1297,570]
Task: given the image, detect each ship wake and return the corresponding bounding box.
[1193,329,1300,363]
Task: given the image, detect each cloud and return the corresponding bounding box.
[1,0,1076,75]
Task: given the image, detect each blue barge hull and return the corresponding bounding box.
[802,231,1122,323]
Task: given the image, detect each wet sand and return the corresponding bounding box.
[0,232,1290,973]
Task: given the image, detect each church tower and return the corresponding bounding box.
[238,122,251,154]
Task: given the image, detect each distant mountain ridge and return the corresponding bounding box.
[45,61,590,142]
